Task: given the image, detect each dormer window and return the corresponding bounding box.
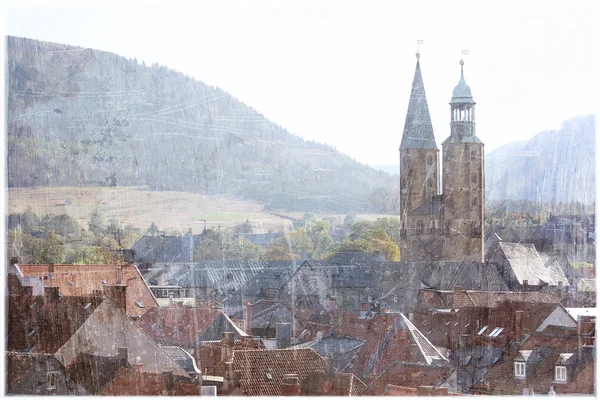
[555,366,567,382]
[514,362,526,378]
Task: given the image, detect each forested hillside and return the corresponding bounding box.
[6,36,399,214]
[485,115,595,204]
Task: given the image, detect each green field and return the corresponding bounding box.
[7,186,395,234]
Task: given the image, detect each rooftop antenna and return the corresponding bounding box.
[416,39,424,59]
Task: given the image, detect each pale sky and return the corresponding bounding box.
[2,0,598,167]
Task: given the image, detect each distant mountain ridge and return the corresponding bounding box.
[6,36,399,214]
[485,114,595,204]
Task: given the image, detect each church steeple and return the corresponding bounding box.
[445,59,480,144]
[400,54,437,150]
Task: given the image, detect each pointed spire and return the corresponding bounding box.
[400,55,437,150]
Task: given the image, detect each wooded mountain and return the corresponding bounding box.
[485,114,595,205]
[6,36,399,214]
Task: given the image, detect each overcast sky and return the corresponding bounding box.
[3,0,598,167]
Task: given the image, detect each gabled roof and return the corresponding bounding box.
[400,59,437,150]
[452,290,563,308]
[6,353,86,395]
[17,263,158,316]
[232,348,327,396]
[473,328,595,395]
[135,306,245,348]
[497,242,567,285]
[132,234,204,263]
[397,314,448,365]
[364,362,454,396]
[7,292,104,353]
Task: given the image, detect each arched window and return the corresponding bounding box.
[471,150,477,161]
[471,174,478,184]
[416,220,424,235]
[427,155,433,166]
[471,198,477,207]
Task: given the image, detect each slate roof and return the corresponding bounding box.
[293,333,367,372]
[288,260,508,313]
[498,242,568,285]
[161,346,201,375]
[17,263,158,316]
[400,59,438,150]
[6,353,86,395]
[450,346,504,394]
[66,353,130,395]
[132,234,204,263]
[232,348,327,396]
[135,306,246,348]
[141,260,298,301]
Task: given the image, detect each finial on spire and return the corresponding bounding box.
[460,50,469,76]
[416,40,424,59]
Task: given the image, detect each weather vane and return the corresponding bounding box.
[416,40,424,58]
[461,49,469,65]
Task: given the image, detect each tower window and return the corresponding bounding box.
[471,198,477,207]
[416,220,424,235]
[427,155,433,166]
[471,151,477,161]
[471,174,478,184]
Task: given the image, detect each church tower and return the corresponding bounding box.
[399,53,442,261]
[442,59,485,262]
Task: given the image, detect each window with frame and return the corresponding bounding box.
[514,362,526,378]
[555,366,567,382]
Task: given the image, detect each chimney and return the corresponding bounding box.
[233,370,242,388]
[116,266,123,284]
[240,335,254,348]
[514,310,524,344]
[132,362,144,372]
[523,280,529,286]
[48,263,55,273]
[44,286,60,303]
[280,374,301,396]
[276,323,292,349]
[118,347,128,359]
[360,302,368,311]
[104,284,127,312]
[245,300,252,333]
[10,257,18,265]
[221,332,235,362]
[163,371,174,394]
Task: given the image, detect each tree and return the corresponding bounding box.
[23,231,64,264]
[261,240,300,261]
[89,208,106,236]
[228,237,264,260]
[147,222,159,237]
[334,223,400,261]
[288,229,314,255]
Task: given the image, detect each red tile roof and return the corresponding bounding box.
[17,264,158,316]
[364,362,454,395]
[453,290,563,308]
[232,348,327,396]
[101,370,199,396]
[472,329,595,395]
[7,292,104,353]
